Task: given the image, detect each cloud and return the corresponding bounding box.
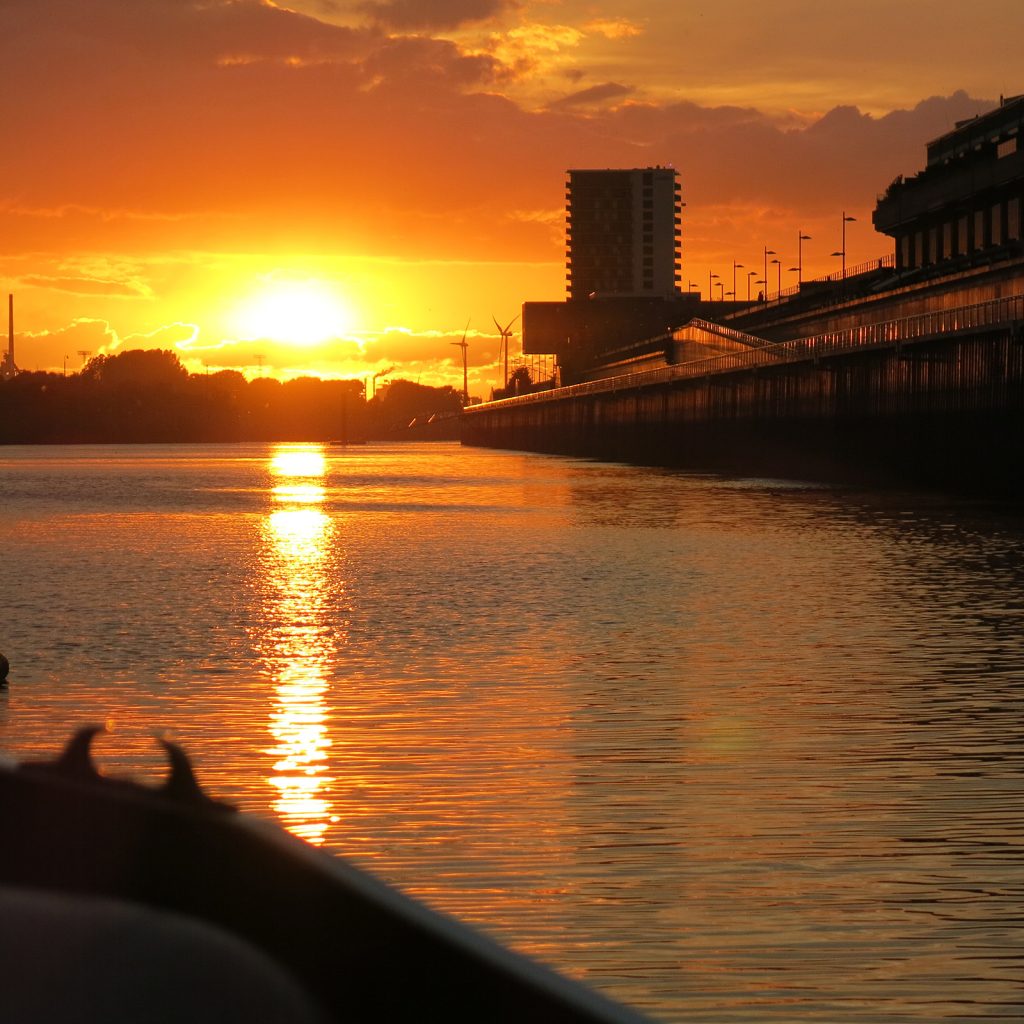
[18,318,119,372]
[0,0,1005,385]
[504,22,584,55]
[584,18,644,40]
[357,0,518,31]
[548,81,633,109]
[20,276,152,299]
[123,322,202,351]
[360,35,501,89]
[360,326,500,366]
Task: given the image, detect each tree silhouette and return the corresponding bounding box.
[0,352,463,444]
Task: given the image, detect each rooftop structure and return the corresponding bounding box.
[565,168,682,299]
[873,94,1024,273]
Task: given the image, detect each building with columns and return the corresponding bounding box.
[873,94,1023,274]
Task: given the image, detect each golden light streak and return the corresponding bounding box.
[271,447,327,479]
[259,442,337,845]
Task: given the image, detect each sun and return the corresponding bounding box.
[233,280,353,347]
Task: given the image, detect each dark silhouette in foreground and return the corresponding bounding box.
[0,728,650,1024]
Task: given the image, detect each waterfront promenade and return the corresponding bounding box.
[462,285,1024,494]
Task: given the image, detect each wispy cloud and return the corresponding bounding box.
[20,276,151,299]
[584,18,644,40]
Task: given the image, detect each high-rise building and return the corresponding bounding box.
[565,167,681,299]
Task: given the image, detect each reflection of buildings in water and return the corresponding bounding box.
[260,444,336,845]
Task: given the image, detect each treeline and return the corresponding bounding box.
[0,349,465,444]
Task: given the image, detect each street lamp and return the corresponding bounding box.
[755,278,766,300]
[716,282,724,301]
[770,257,781,296]
[733,261,744,303]
[709,271,720,301]
[797,231,811,284]
[833,212,856,277]
[746,270,756,301]
[763,247,776,302]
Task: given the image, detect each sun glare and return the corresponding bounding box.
[234,280,352,347]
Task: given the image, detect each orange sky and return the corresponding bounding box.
[1,0,1018,396]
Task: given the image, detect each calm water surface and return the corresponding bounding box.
[1,442,1021,1022]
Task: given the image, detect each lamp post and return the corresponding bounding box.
[755,278,766,301]
[709,271,720,301]
[732,261,744,303]
[716,282,724,302]
[797,231,811,284]
[763,247,776,303]
[746,270,756,301]
[832,212,856,277]
[770,258,781,297]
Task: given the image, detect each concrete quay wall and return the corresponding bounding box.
[461,324,1024,496]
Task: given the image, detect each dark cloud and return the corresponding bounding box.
[0,1,998,279]
[361,36,501,90]
[597,91,993,213]
[1,0,366,73]
[548,82,634,110]
[357,0,516,31]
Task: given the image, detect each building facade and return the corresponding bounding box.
[565,168,681,299]
[873,94,1024,273]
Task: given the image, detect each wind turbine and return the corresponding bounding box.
[450,319,470,405]
[492,314,519,391]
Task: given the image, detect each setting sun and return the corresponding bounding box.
[233,281,353,347]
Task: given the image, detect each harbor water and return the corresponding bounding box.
[0,441,1021,1023]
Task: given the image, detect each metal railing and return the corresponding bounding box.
[678,318,772,348]
[469,292,1024,411]
[752,254,895,305]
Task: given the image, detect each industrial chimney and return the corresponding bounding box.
[1,293,18,381]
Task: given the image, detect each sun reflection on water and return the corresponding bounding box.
[259,444,336,845]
